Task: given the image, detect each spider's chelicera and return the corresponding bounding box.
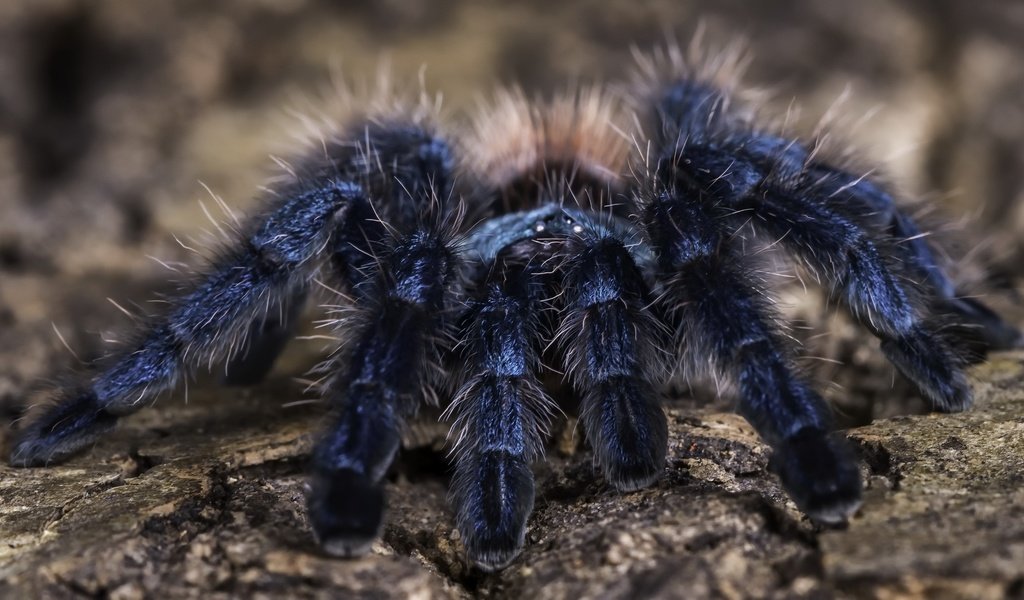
[10,44,1021,572]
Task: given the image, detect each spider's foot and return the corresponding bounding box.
[308,469,385,557]
[456,452,534,572]
[944,296,1024,357]
[9,390,118,467]
[601,450,666,492]
[773,429,863,525]
[589,380,669,493]
[607,465,663,493]
[880,330,972,413]
[466,534,526,573]
[462,506,530,572]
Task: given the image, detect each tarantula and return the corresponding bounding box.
[9,43,1020,572]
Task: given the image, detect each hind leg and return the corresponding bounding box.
[221,287,308,386]
[10,182,363,467]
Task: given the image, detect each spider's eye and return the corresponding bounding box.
[534,222,546,233]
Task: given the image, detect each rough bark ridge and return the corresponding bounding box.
[1,354,1022,598]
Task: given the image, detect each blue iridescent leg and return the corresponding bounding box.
[559,228,667,491]
[308,228,458,557]
[644,189,862,523]
[806,165,1022,355]
[671,130,972,411]
[307,119,462,556]
[306,125,456,552]
[448,262,552,571]
[748,188,971,411]
[10,182,364,467]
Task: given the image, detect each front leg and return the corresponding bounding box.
[558,228,667,491]
[446,262,553,572]
[308,228,459,557]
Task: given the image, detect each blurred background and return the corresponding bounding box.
[1,0,1022,423]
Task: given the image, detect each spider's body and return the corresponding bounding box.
[9,45,1021,572]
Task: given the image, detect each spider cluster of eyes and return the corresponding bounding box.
[9,43,1019,572]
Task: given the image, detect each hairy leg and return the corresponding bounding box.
[654,108,973,411]
[722,134,971,410]
[307,122,462,557]
[10,116,459,470]
[558,227,667,491]
[643,186,862,523]
[448,262,552,571]
[10,181,363,466]
[804,164,1022,355]
[309,227,458,556]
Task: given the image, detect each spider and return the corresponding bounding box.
[8,43,1021,573]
